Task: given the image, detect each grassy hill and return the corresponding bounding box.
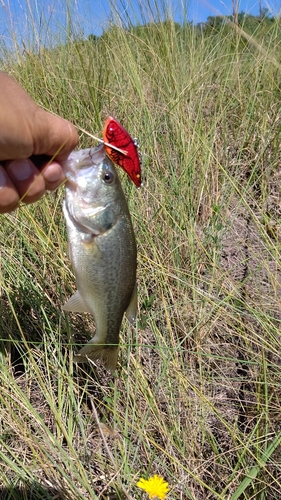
[0,8,281,499]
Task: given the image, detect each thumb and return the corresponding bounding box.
[32,108,79,161]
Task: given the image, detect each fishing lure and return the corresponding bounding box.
[103,116,142,187]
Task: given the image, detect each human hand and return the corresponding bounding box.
[0,71,78,213]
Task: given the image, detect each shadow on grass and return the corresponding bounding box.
[0,485,66,500]
[0,485,125,499]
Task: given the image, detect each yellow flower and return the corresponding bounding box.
[136,474,170,499]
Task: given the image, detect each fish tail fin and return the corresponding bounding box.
[73,342,119,372]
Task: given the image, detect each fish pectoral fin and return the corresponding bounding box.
[62,290,91,313]
[126,283,138,326]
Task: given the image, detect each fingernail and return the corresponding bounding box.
[9,159,33,181]
[43,163,62,183]
[0,169,7,187]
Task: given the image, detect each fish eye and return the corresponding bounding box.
[102,170,115,184]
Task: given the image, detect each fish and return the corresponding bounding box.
[62,144,137,371]
[103,116,142,187]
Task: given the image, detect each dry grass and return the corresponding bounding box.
[1,3,281,499]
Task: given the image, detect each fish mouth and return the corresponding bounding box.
[62,144,106,179]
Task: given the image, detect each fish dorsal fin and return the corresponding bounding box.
[62,290,91,313]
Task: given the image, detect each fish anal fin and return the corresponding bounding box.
[62,290,91,313]
[126,283,138,326]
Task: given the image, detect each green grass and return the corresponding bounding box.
[1,2,281,498]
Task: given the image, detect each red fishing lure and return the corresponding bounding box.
[103,116,142,187]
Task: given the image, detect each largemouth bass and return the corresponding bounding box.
[62,145,137,371]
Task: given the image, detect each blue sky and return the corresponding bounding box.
[188,0,280,24]
[0,0,280,48]
[75,0,280,34]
